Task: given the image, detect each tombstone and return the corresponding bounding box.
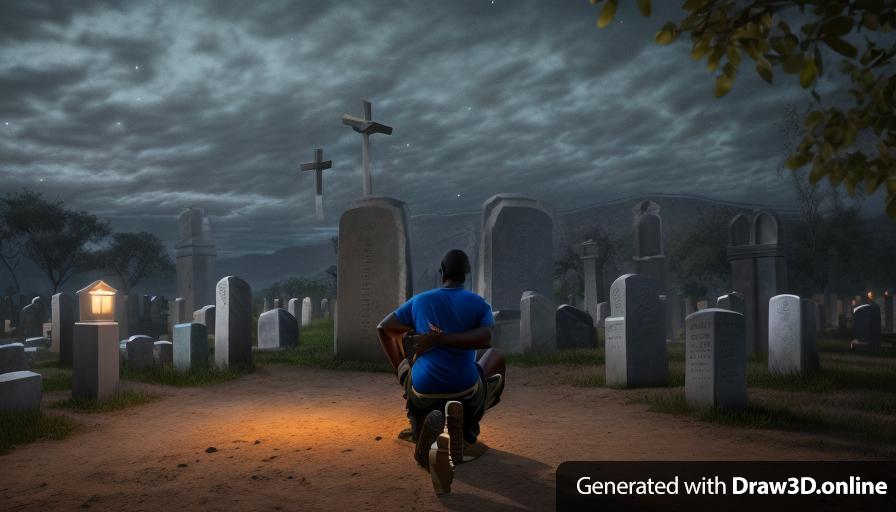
[853,303,881,352]
[0,371,42,413]
[72,280,120,401]
[0,343,27,373]
[287,298,301,321]
[631,201,678,341]
[149,296,166,337]
[520,291,556,353]
[604,274,667,387]
[193,304,216,336]
[50,292,76,364]
[301,297,314,327]
[594,301,609,329]
[768,295,818,375]
[19,296,45,338]
[727,211,787,355]
[321,298,330,318]
[492,310,522,354]
[114,293,128,338]
[257,308,299,350]
[273,298,281,309]
[168,298,187,336]
[556,305,597,350]
[336,196,412,361]
[154,341,173,365]
[716,292,745,314]
[475,194,553,312]
[174,322,208,373]
[580,240,606,321]
[125,335,155,371]
[24,336,49,349]
[176,207,217,320]
[685,308,747,409]
[214,276,252,369]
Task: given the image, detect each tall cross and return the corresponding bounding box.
[341,99,393,196]
[300,148,332,221]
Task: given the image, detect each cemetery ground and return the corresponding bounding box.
[1,321,894,511]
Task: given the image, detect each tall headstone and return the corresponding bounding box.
[257,308,299,350]
[475,194,553,312]
[149,296,166,338]
[321,298,330,318]
[336,196,412,361]
[51,292,76,365]
[685,308,746,409]
[727,211,787,355]
[716,292,745,314]
[176,207,217,320]
[214,276,252,369]
[19,296,44,338]
[301,297,314,327]
[173,322,208,373]
[192,305,215,336]
[287,298,300,320]
[768,295,818,375]
[520,291,555,353]
[853,303,881,352]
[595,301,609,328]
[632,201,678,341]
[604,274,668,388]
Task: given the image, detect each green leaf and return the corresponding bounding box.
[822,34,857,58]
[800,58,817,88]
[805,110,823,128]
[821,16,855,36]
[785,153,810,170]
[597,0,617,28]
[756,58,773,83]
[655,23,678,45]
[636,0,651,17]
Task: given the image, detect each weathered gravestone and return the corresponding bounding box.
[154,341,173,365]
[556,305,596,350]
[853,303,881,352]
[321,298,330,318]
[492,310,522,354]
[604,274,668,387]
[475,194,553,312]
[581,240,606,321]
[215,276,252,368]
[336,196,412,361]
[257,308,299,350]
[716,291,745,314]
[149,296,166,337]
[727,211,787,354]
[0,371,42,413]
[174,322,208,373]
[176,207,217,319]
[520,291,555,353]
[20,296,45,338]
[632,201,678,341]
[168,298,187,336]
[51,292,76,364]
[595,302,609,328]
[301,297,314,327]
[287,298,300,321]
[0,343,27,373]
[193,305,215,336]
[768,295,818,375]
[685,308,746,409]
[126,335,155,371]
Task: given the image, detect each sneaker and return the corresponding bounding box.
[484,373,504,409]
[444,400,464,464]
[428,432,454,495]
[414,410,444,468]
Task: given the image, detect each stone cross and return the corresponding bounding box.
[341,100,393,196]
[300,148,332,221]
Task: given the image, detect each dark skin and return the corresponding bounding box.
[377,278,506,379]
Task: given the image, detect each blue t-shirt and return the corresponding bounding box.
[393,286,494,394]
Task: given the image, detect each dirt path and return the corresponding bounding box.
[0,365,881,512]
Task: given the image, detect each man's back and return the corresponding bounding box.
[393,287,494,394]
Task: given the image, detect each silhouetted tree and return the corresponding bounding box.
[93,232,174,294]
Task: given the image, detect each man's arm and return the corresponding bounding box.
[377,312,413,373]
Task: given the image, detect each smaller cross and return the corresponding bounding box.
[300,148,332,221]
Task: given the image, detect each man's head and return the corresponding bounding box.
[440,249,471,283]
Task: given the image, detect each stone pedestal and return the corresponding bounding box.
[0,371,42,413]
[336,196,412,362]
[258,308,299,350]
[685,309,746,409]
[72,322,120,401]
[174,322,208,373]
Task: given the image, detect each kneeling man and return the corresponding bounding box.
[377,249,505,493]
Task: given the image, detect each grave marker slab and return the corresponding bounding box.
[126,335,155,371]
[214,276,252,368]
[556,305,596,350]
[604,274,668,388]
[0,371,42,413]
[520,291,555,353]
[258,308,299,350]
[193,305,216,335]
[51,292,76,364]
[0,343,27,373]
[154,341,173,365]
[174,322,208,373]
[685,308,747,409]
[768,295,818,375]
[716,292,745,314]
[853,303,882,352]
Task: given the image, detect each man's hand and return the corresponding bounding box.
[404,329,442,357]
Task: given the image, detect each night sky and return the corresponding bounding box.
[0,1,866,257]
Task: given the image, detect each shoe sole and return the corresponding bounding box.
[444,400,464,464]
[429,432,454,495]
[414,410,444,468]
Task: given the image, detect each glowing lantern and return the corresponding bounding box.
[76,280,119,323]
[867,291,875,301]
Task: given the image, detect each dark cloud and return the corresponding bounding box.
[0,0,869,258]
